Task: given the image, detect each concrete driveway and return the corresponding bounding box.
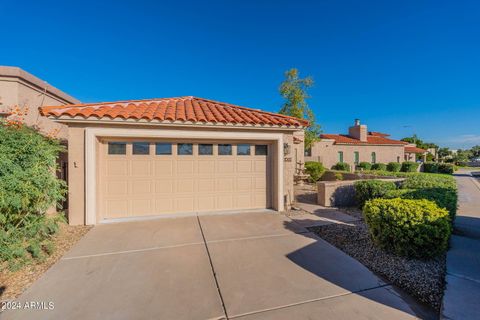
[3,211,432,320]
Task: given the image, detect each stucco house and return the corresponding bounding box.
[305,119,426,169]
[39,97,307,225]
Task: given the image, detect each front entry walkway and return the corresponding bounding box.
[3,211,431,319]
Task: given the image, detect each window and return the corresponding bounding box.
[305,148,312,157]
[177,143,193,155]
[218,144,232,155]
[371,152,376,164]
[108,142,126,155]
[255,145,268,156]
[132,142,150,155]
[397,156,401,163]
[354,151,360,165]
[155,143,172,155]
[237,144,251,155]
[338,151,344,163]
[199,144,213,155]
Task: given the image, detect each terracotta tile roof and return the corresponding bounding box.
[368,131,390,137]
[405,146,427,154]
[321,133,408,146]
[39,96,308,128]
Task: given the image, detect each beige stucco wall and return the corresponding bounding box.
[306,139,405,170]
[0,67,79,140]
[65,122,303,225]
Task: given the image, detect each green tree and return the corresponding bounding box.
[401,135,438,150]
[278,68,321,149]
[438,147,451,160]
[471,145,480,158]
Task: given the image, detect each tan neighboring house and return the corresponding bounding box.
[39,97,307,225]
[0,66,80,139]
[305,119,426,170]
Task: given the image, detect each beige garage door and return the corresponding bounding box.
[98,139,272,221]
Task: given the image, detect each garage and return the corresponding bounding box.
[39,96,307,225]
[99,139,272,220]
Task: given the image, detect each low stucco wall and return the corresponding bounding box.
[317,178,404,207]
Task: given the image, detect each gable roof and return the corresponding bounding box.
[321,133,408,146]
[39,96,308,128]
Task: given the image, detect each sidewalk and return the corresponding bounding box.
[441,170,480,320]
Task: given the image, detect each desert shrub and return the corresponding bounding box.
[0,122,66,270]
[401,161,420,172]
[332,162,350,172]
[371,163,387,171]
[387,162,402,172]
[354,180,397,208]
[305,161,325,182]
[423,162,439,173]
[363,198,451,258]
[438,163,455,174]
[357,162,372,171]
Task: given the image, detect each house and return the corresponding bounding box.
[404,145,428,162]
[0,66,80,139]
[39,97,307,225]
[305,119,426,169]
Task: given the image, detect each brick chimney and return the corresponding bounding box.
[349,119,367,142]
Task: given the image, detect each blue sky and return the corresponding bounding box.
[1,0,479,149]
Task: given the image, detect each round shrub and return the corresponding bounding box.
[423,162,439,173]
[387,162,401,172]
[401,173,457,190]
[332,162,350,172]
[371,163,387,171]
[354,180,397,208]
[401,161,420,172]
[304,161,325,182]
[438,163,455,174]
[363,198,451,258]
[357,162,372,171]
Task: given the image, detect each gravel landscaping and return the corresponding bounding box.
[0,223,91,301]
[309,215,446,311]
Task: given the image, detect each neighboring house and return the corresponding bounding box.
[0,66,80,139]
[305,119,426,169]
[404,145,428,162]
[40,97,307,225]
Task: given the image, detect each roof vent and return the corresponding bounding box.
[354,119,360,126]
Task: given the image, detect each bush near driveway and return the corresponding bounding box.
[387,162,402,172]
[363,198,451,258]
[401,161,420,172]
[0,122,66,270]
[401,173,457,190]
[371,163,387,171]
[304,161,325,182]
[438,163,455,174]
[354,180,397,208]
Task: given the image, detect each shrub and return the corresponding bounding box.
[387,162,402,172]
[305,161,325,182]
[423,162,439,173]
[401,161,420,172]
[438,163,455,174]
[332,162,350,172]
[363,198,451,258]
[354,180,397,208]
[0,122,66,269]
[357,162,372,171]
[371,163,387,171]
[401,173,456,190]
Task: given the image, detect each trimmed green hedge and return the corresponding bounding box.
[371,163,387,171]
[354,180,397,208]
[423,162,439,173]
[424,162,455,174]
[363,198,451,258]
[305,161,325,182]
[387,162,402,172]
[357,162,372,171]
[332,162,350,172]
[401,173,456,190]
[401,161,419,172]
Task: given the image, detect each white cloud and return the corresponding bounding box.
[442,134,480,149]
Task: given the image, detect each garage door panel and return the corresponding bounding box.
[100,141,271,220]
[106,160,128,176]
[131,160,152,176]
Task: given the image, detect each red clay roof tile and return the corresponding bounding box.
[321,133,408,145]
[39,96,308,128]
[405,146,427,154]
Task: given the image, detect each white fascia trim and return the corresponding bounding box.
[85,127,284,225]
